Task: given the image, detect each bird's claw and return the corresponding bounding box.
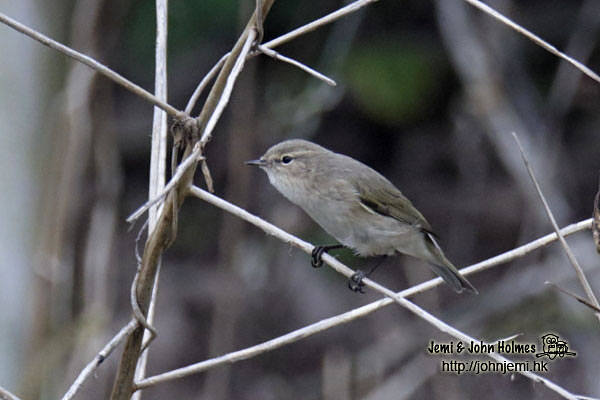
[311,246,326,268]
[348,271,366,293]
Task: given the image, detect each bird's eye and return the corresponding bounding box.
[281,155,293,164]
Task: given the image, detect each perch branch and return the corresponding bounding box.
[132,187,595,388]
[136,188,589,400]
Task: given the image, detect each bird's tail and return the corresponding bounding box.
[424,233,478,294]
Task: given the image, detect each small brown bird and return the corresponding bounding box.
[247,139,476,294]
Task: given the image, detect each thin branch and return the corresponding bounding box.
[199,29,257,146]
[131,0,170,396]
[546,282,600,313]
[148,0,170,233]
[0,13,181,117]
[61,320,138,400]
[140,188,590,399]
[258,45,336,86]
[262,0,380,50]
[126,142,204,223]
[134,219,149,264]
[512,132,600,315]
[184,54,228,115]
[0,386,21,400]
[200,159,215,193]
[464,0,600,84]
[130,271,157,341]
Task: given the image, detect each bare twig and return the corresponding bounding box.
[134,219,149,264]
[548,0,600,116]
[262,0,379,50]
[464,0,600,84]
[140,187,589,399]
[199,29,257,146]
[130,271,157,343]
[0,386,21,400]
[61,319,138,400]
[258,45,336,86]
[512,132,600,315]
[0,12,181,117]
[126,142,204,223]
[131,1,170,396]
[546,282,600,313]
[148,0,169,233]
[200,159,215,193]
[184,54,228,115]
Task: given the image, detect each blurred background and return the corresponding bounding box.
[1,0,599,399]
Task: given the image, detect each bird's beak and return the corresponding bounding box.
[245,159,266,167]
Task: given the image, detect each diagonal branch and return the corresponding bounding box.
[184,54,228,115]
[512,132,600,318]
[546,282,600,313]
[464,0,600,84]
[258,45,337,86]
[61,320,138,400]
[199,30,257,146]
[0,386,21,400]
[262,0,379,50]
[0,12,180,117]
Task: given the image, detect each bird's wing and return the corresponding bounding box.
[354,174,433,233]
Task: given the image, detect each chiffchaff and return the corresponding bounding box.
[246,139,477,294]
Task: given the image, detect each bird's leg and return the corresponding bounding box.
[348,255,388,293]
[311,244,345,268]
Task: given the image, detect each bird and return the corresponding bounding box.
[246,139,477,294]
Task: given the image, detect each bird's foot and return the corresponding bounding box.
[348,270,367,293]
[311,246,327,268]
[311,244,344,268]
